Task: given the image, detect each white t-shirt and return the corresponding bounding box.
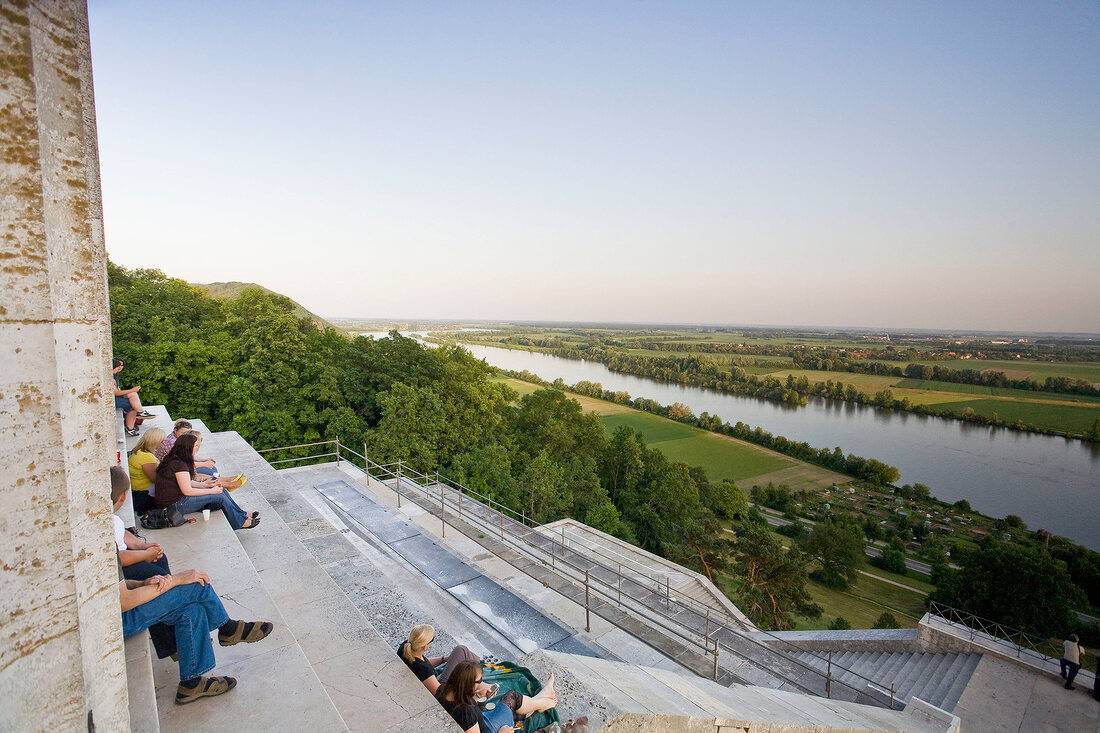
[113,514,127,552]
[1064,639,1081,664]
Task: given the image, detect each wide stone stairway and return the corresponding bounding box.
[120,415,1100,732]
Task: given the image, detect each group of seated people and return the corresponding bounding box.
[398,624,586,733]
[128,418,258,530]
[111,466,273,704]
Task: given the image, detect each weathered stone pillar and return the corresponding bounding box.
[1,1,128,730]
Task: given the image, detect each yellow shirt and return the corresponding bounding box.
[128,449,157,492]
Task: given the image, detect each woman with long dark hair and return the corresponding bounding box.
[435,660,557,733]
[154,433,258,529]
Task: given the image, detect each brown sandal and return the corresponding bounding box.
[219,620,274,647]
[175,676,236,705]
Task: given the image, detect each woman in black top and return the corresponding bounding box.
[436,661,558,733]
[153,433,258,529]
[398,624,496,698]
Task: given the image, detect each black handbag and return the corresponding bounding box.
[140,503,187,530]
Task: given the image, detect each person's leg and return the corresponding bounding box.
[514,673,557,715]
[127,392,144,412]
[1061,657,1069,678]
[438,645,480,683]
[482,703,515,733]
[132,490,157,515]
[174,492,250,529]
[123,560,169,583]
[1066,661,1081,688]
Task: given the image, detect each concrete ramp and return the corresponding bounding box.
[316,478,600,658]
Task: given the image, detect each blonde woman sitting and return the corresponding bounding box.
[128,427,166,514]
[398,624,498,700]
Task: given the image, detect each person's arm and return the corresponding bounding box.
[177,471,219,496]
[421,674,440,695]
[119,547,161,567]
[124,530,163,557]
[118,575,172,611]
[141,461,157,482]
[196,457,216,468]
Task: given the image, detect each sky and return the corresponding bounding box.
[87,1,1100,332]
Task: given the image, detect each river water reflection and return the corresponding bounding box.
[450,343,1100,550]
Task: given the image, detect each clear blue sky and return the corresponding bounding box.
[88,1,1100,332]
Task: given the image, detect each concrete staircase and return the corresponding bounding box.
[785,650,981,711]
[123,413,457,732]
[520,649,959,732]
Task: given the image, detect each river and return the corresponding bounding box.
[446,342,1100,550]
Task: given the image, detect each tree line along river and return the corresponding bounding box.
[444,341,1100,552]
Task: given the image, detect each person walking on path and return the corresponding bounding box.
[1061,633,1084,690]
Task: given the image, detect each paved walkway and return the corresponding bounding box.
[952,655,1100,732]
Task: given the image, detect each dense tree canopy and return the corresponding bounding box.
[930,539,1086,636]
[107,262,713,561]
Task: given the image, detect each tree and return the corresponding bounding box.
[732,523,821,630]
[873,612,899,629]
[930,540,1087,636]
[829,617,851,630]
[703,479,748,520]
[871,539,908,575]
[800,518,866,589]
[368,382,445,469]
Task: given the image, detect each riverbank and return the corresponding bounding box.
[449,340,1100,550]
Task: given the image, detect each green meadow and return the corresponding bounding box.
[599,411,792,483]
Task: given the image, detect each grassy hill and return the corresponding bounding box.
[193,281,338,331]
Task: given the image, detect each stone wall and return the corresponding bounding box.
[0,0,127,730]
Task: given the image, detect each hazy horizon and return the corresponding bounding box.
[90,1,1100,332]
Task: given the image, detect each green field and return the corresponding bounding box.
[875,359,1100,384]
[600,411,792,482]
[895,379,1100,404]
[761,369,900,392]
[927,398,1100,433]
[797,574,926,630]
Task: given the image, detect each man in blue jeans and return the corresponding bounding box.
[119,567,274,704]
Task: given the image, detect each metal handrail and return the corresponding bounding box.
[259,440,905,706]
[927,601,1064,663]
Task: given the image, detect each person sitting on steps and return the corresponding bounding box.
[153,432,258,530]
[112,358,155,436]
[118,564,274,704]
[436,660,558,733]
[398,624,499,699]
[128,428,165,514]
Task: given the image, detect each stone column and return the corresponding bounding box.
[1,1,128,730]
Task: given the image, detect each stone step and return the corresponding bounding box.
[124,634,159,733]
[198,431,460,733]
[146,485,348,733]
[524,649,955,732]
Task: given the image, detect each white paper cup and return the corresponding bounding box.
[202,509,210,521]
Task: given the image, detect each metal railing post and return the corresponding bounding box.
[458,486,462,518]
[335,437,340,466]
[396,461,402,509]
[585,569,591,633]
[826,652,832,698]
[440,473,445,538]
[665,576,670,610]
[704,609,710,645]
[713,637,719,681]
[500,508,504,539]
[618,565,622,606]
[890,683,895,709]
[363,443,368,474]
